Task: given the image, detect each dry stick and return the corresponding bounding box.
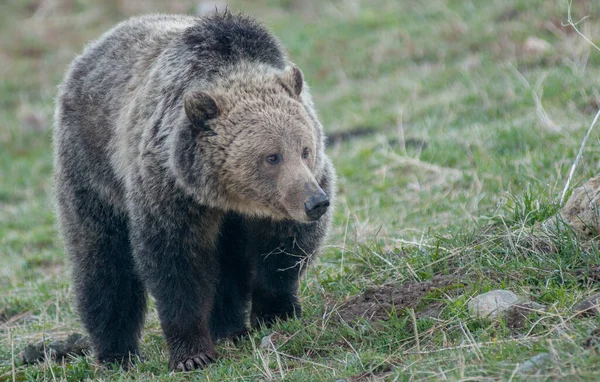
[564,1,600,53]
[404,335,546,356]
[340,212,350,275]
[272,351,337,371]
[269,338,285,380]
[560,108,600,205]
[559,2,600,204]
[10,328,15,382]
[409,308,420,353]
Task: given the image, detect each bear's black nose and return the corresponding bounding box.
[304,193,330,221]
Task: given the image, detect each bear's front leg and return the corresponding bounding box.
[248,161,334,328]
[247,217,329,328]
[210,212,254,341]
[129,193,222,372]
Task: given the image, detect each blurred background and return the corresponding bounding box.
[2,0,600,241]
[2,0,599,225]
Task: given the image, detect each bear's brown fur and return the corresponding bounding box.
[53,12,335,371]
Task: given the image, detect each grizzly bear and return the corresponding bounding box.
[53,12,335,372]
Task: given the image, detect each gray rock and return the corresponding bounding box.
[259,332,285,350]
[517,352,551,374]
[574,294,600,317]
[468,290,519,319]
[542,175,600,239]
[259,334,273,349]
[523,37,552,55]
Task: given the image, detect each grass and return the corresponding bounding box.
[2,0,600,380]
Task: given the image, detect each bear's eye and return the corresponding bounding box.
[302,147,310,159]
[266,154,282,165]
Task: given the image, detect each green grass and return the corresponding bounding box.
[2,0,600,380]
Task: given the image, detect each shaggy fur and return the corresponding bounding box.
[53,12,335,371]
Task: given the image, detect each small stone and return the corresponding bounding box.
[517,352,551,374]
[259,334,273,349]
[574,294,600,317]
[468,290,519,319]
[259,332,284,350]
[460,54,480,71]
[523,36,552,55]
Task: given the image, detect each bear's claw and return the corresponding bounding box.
[175,352,215,372]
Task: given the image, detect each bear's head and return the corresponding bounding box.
[174,65,330,223]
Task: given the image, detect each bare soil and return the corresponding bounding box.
[335,275,466,324]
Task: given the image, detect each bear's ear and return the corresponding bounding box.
[184,90,220,131]
[280,66,303,97]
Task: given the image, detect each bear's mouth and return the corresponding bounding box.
[255,197,308,223]
[226,193,289,221]
[264,199,292,220]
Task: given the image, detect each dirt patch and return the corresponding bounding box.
[495,7,521,22]
[326,126,428,150]
[0,307,33,328]
[335,275,466,325]
[504,302,545,331]
[581,99,600,115]
[575,266,600,284]
[326,126,379,145]
[21,333,90,365]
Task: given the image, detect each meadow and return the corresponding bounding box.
[2,0,600,380]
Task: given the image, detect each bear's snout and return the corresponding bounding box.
[304,192,330,221]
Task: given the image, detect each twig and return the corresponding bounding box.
[340,212,350,275]
[404,335,545,355]
[392,238,450,252]
[269,337,285,380]
[409,308,420,353]
[558,2,600,202]
[563,1,600,53]
[274,351,337,371]
[560,108,600,204]
[10,328,15,382]
[458,320,483,361]
[507,64,559,132]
